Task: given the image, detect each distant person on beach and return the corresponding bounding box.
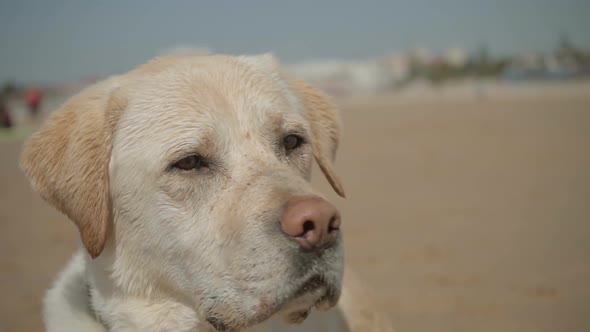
[0,93,13,128]
[25,87,43,118]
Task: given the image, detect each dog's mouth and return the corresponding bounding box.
[277,274,341,324]
[291,274,340,311]
[293,274,326,297]
[204,274,341,331]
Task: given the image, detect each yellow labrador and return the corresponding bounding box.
[21,54,393,332]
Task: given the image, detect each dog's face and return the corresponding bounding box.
[21,54,346,330]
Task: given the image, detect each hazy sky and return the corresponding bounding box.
[1,0,589,83]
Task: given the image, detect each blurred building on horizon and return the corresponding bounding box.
[4,36,590,99]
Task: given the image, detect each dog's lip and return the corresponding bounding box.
[293,274,327,297]
[206,317,229,332]
[278,273,340,320]
[203,274,340,330]
[288,273,342,308]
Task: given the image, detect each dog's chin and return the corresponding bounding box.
[277,274,342,324]
[277,285,341,325]
[205,275,341,331]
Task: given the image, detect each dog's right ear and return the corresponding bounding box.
[20,80,126,259]
[287,78,346,198]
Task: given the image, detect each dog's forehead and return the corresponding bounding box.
[115,55,307,154]
[137,55,297,108]
[133,56,301,122]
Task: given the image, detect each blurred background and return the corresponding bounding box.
[1,1,589,331]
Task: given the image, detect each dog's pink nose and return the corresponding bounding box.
[280,196,341,250]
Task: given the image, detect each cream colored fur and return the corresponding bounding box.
[22,54,393,332]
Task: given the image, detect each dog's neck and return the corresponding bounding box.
[46,250,350,332]
[83,250,213,332]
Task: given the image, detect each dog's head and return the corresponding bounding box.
[21,54,346,330]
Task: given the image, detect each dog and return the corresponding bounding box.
[21,54,393,331]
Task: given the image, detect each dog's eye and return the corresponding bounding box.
[283,134,304,151]
[172,155,208,171]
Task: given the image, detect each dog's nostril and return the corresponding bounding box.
[328,216,339,233]
[302,220,315,234]
[280,196,341,249]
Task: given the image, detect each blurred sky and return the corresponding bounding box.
[1,0,589,83]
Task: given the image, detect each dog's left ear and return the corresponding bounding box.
[20,80,126,258]
[288,78,346,198]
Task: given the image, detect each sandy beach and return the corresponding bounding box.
[1,82,589,332]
